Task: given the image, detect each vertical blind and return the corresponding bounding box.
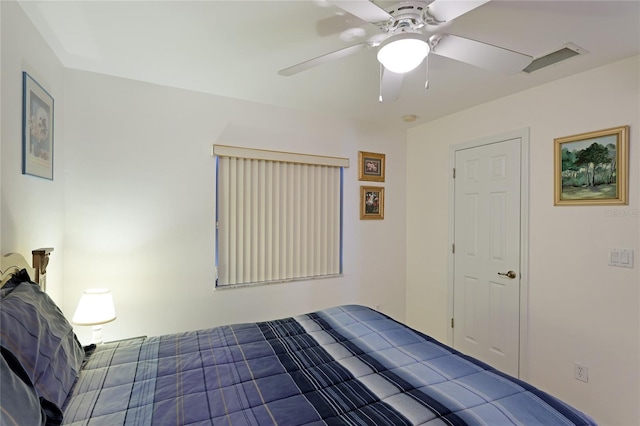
[213,145,349,287]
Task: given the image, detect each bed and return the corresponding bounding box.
[1,252,597,426]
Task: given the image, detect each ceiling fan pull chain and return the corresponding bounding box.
[378,64,383,103]
[425,54,430,90]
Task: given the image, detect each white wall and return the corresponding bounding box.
[406,56,640,426]
[1,1,66,303]
[62,69,408,344]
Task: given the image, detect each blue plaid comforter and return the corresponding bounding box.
[62,305,596,425]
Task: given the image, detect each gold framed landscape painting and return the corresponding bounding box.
[360,186,384,220]
[358,151,385,182]
[554,126,629,206]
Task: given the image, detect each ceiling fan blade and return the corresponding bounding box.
[379,67,404,103]
[316,14,361,37]
[330,0,392,24]
[431,34,532,75]
[278,43,369,76]
[426,0,491,23]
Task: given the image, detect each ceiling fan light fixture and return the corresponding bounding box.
[377,33,430,74]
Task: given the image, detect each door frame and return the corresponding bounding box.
[447,128,530,379]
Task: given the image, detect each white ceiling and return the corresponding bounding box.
[18,0,640,129]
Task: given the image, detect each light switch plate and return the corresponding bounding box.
[609,248,634,268]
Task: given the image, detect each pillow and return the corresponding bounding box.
[0,281,84,409]
[0,346,63,425]
[0,347,47,426]
[0,270,29,299]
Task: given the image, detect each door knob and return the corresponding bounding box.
[498,270,517,279]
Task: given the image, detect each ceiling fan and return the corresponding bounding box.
[278,0,533,103]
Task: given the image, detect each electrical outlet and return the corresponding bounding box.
[574,363,589,383]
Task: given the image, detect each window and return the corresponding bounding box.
[213,145,349,287]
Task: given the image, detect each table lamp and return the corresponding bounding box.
[72,288,116,344]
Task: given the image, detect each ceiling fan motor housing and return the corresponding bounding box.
[379,2,429,35]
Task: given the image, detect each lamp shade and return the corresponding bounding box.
[72,288,116,326]
[377,33,430,74]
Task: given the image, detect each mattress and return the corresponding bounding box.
[60,305,596,425]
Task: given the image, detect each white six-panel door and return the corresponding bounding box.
[453,137,521,376]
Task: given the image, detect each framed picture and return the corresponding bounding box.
[23,72,54,180]
[360,186,384,220]
[554,125,628,205]
[358,151,385,182]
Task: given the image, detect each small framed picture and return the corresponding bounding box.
[554,125,629,205]
[360,186,384,220]
[23,72,54,180]
[358,151,385,182]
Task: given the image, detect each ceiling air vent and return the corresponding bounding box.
[523,43,585,73]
